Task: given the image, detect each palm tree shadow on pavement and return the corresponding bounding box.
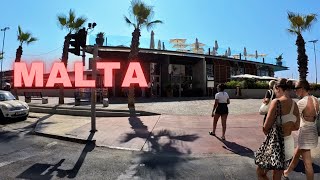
[216,136,254,158]
[292,159,320,174]
[16,132,96,179]
[120,111,199,179]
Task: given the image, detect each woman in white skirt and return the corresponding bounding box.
[283,80,319,180]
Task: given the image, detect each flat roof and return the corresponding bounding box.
[86,45,289,71]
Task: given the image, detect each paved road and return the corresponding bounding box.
[1,116,320,179]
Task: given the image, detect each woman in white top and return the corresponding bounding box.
[283,80,319,180]
[209,83,230,140]
[257,79,300,180]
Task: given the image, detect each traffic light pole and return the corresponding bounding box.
[90,44,98,132]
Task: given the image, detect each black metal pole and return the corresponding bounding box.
[1,27,9,89]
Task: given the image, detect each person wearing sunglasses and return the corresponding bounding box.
[283,80,319,180]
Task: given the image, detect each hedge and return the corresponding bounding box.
[225,80,269,89]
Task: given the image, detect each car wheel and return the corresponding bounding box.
[0,110,6,122]
[22,114,28,120]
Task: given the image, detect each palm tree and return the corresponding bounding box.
[15,26,37,63]
[124,0,163,108]
[57,9,87,104]
[287,12,317,81]
[14,26,37,99]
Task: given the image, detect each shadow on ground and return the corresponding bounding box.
[119,109,199,179]
[16,132,95,179]
[294,159,320,174]
[216,136,254,158]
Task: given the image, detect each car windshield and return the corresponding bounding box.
[0,92,16,101]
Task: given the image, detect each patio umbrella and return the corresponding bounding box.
[244,47,247,59]
[255,50,258,59]
[195,38,199,52]
[227,47,231,56]
[162,42,165,50]
[225,50,228,57]
[150,31,155,49]
[158,40,161,50]
[173,44,189,49]
[212,49,216,56]
[231,74,260,79]
[169,39,186,44]
[214,40,219,51]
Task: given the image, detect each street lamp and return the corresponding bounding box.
[309,39,318,84]
[1,27,9,89]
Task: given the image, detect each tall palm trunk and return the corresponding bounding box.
[127,28,141,108]
[59,35,71,104]
[296,33,309,81]
[13,46,23,99]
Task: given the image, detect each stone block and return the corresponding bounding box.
[42,97,48,104]
[103,98,109,107]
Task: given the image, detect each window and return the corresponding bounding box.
[206,64,214,80]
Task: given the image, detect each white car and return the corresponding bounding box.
[0,90,29,120]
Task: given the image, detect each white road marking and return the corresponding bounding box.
[45,142,58,148]
[0,154,33,168]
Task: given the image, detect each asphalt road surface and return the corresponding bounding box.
[0,117,318,180]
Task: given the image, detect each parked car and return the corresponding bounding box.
[0,90,29,120]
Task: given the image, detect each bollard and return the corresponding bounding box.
[42,97,48,104]
[25,97,31,103]
[103,98,109,107]
[75,98,80,106]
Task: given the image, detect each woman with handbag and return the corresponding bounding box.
[209,83,230,140]
[256,79,300,180]
[283,80,319,180]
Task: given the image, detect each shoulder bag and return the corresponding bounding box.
[255,100,286,170]
[259,90,274,115]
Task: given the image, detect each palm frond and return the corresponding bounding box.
[18,25,23,36]
[73,17,87,31]
[303,14,317,31]
[124,16,136,28]
[57,15,67,29]
[287,28,299,35]
[26,37,37,45]
[68,9,76,24]
[146,20,163,31]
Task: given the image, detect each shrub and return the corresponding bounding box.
[225,80,240,89]
[225,80,268,89]
[310,83,320,91]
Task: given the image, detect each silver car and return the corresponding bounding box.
[0,90,29,120]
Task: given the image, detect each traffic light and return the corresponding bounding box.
[68,33,80,56]
[68,28,87,56]
[78,27,87,48]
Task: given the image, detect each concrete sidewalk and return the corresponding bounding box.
[33,112,320,157]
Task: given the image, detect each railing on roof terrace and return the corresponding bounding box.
[88,35,285,66]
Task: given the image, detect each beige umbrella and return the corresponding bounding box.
[169,39,186,44]
[158,40,161,50]
[214,40,219,51]
[150,31,155,49]
[244,47,247,59]
[212,49,216,55]
[228,47,231,56]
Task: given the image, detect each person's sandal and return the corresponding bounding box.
[209,131,215,136]
[221,136,226,140]
[282,172,289,180]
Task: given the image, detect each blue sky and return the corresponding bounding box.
[1,0,319,82]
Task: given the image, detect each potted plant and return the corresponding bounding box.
[96,32,105,46]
